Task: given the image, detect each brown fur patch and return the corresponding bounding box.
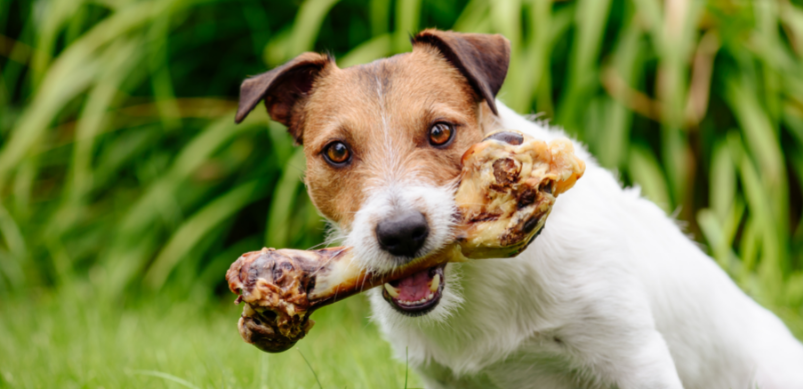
[301,45,492,228]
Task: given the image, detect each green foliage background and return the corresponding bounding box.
[1,0,803,387]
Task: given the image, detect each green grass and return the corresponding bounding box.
[2,0,803,387]
[0,286,422,389]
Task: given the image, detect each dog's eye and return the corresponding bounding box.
[323,141,351,166]
[429,123,454,147]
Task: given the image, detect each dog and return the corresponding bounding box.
[235,29,803,389]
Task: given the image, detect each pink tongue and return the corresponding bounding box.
[396,269,432,301]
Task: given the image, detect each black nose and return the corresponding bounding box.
[375,211,429,257]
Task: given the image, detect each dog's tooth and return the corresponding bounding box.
[430,274,441,292]
[384,283,400,298]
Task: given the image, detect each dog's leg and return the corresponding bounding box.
[603,331,684,389]
[559,304,685,389]
[540,250,685,388]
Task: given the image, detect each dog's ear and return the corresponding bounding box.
[235,52,332,142]
[412,29,510,115]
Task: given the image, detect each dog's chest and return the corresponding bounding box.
[369,257,598,388]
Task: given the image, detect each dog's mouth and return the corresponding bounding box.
[382,264,445,316]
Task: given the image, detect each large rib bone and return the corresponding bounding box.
[226,131,585,352]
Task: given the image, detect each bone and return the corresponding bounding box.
[226,246,454,352]
[454,133,584,258]
[226,131,585,352]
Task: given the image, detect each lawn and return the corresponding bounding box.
[0,287,422,389]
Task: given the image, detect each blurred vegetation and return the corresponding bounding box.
[2,0,803,386]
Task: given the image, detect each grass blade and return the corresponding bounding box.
[145,179,268,290]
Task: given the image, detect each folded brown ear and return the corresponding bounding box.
[235,53,332,142]
[412,29,510,115]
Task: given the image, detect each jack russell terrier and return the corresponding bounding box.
[235,29,803,389]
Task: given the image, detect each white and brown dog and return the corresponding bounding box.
[235,29,803,389]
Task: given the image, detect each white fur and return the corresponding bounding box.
[345,183,457,274]
[350,102,803,388]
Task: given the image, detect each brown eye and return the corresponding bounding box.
[429,122,454,147]
[324,141,351,166]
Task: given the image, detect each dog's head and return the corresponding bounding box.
[236,29,510,317]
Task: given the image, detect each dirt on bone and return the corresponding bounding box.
[225,247,356,352]
[227,130,585,353]
[454,131,585,258]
